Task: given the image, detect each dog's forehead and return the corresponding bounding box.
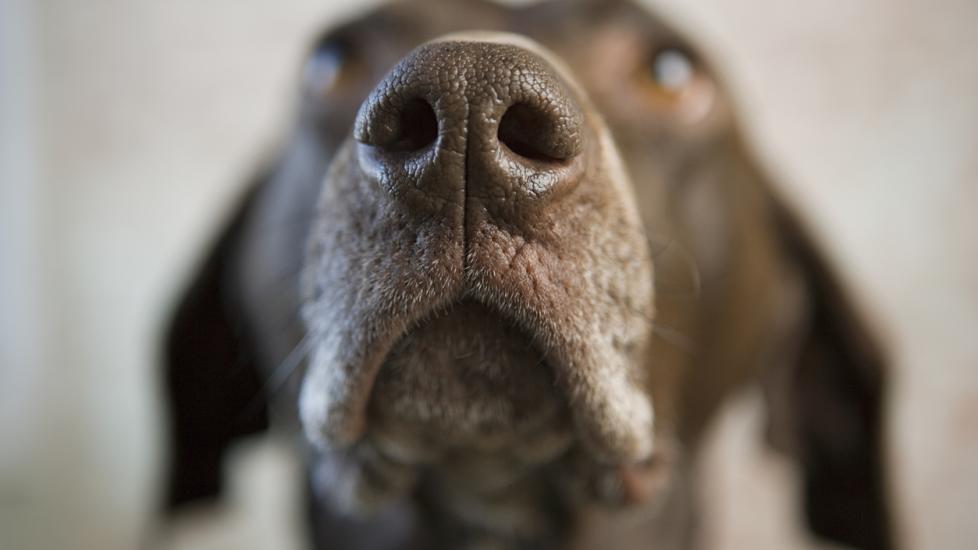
[345,0,683,61]
[515,0,683,41]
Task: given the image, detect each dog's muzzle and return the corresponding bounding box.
[299,34,657,469]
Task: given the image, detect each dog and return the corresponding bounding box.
[163,0,893,548]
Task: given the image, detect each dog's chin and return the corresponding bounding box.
[367,300,574,462]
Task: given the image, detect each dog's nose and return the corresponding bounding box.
[354,39,587,212]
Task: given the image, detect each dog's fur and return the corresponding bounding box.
[163,1,892,548]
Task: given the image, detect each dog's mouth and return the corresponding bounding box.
[367,299,572,459]
[298,34,657,466]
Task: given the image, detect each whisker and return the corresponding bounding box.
[646,233,703,298]
[646,234,676,260]
[267,330,318,395]
[671,240,702,296]
[255,260,305,298]
[257,254,370,303]
[238,329,320,421]
[651,324,694,354]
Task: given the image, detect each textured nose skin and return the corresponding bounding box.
[354,39,587,216]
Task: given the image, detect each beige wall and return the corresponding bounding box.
[0,0,975,548]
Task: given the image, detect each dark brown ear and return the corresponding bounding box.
[769,209,894,550]
[162,180,269,511]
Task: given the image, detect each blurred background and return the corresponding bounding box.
[1,0,975,548]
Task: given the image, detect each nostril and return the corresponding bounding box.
[498,103,578,163]
[388,98,438,152]
[499,103,556,162]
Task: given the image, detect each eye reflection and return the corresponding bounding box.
[633,44,715,123]
[650,48,694,93]
[304,40,350,95]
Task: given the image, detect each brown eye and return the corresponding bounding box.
[636,47,715,122]
[304,37,356,96]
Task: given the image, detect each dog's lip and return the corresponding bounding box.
[381,295,553,367]
[367,297,574,453]
[299,290,561,446]
[368,290,562,382]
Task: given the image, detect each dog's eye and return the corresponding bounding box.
[304,37,356,96]
[636,47,715,122]
[649,48,695,93]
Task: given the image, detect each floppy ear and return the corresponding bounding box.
[162,179,270,510]
[769,209,894,550]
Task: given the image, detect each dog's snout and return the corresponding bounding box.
[302,34,656,474]
[354,39,587,207]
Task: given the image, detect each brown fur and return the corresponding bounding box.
[163,1,893,549]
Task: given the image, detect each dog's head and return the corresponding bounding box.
[164,0,890,547]
[293,0,744,462]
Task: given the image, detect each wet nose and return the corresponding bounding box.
[354,38,587,212]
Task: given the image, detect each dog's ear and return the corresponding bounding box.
[769,207,894,550]
[162,177,270,511]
